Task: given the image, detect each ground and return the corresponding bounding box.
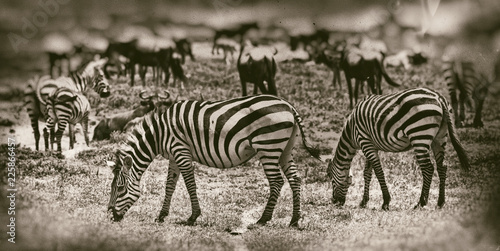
[0,40,499,251]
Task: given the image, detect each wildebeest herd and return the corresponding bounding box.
[22,16,499,228]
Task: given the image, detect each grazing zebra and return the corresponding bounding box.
[442,60,489,127]
[45,87,91,152]
[327,88,470,210]
[24,61,110,150]
[107,95,321,227]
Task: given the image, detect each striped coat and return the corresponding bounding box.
[107,95,320,227]
[45,87,91,151]
[327,88,470,210]
[24,60,110,150]
[442,60,489,127]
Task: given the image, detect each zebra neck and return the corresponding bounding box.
[333,118,357,168]
[126,111,169,171]
[69,72,93,93]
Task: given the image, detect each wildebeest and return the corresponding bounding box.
[92,91,171,141]
[237,42,278,96]
[212,22,259,54]
[340,46,401,108]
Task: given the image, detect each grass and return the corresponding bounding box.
[0,50,499,251]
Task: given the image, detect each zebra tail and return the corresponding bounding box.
[440,95,471,172]
[291,106,321,161]
[377,57,401,87]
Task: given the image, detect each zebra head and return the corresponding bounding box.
[93,67,111,98]
[327,158,352,206]
[107,150,134,222]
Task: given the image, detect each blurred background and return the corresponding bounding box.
[0,0,499,79]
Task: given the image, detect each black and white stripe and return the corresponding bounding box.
[24,60,110,151]
[107,95,320,227]
[327,88,470,210]
[44,87,91,152]
[442,60,489,127]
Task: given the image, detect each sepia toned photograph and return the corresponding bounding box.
[0,0,499,250]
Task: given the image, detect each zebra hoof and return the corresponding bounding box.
[155,217,165,223]
[359,200,368,208]
[289,216,302,228]
[381,204,389,211]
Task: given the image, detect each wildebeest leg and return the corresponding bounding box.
[130,63,136,86]
[267,77,278,96]
[139,65,147,87]
[241,79,248,96]
[333,67,341,89]
[345,75,354,109]
[354,80,361,105]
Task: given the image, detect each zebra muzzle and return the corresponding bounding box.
[100,91,111,98]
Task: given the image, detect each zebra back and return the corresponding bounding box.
[46,87,90,124]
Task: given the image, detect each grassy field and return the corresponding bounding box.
[0,43,500,251]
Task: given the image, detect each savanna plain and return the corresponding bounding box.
[0,10,500,251]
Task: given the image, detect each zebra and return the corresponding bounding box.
[327,88,470,210]
[107,95,321,227]
[44,87,91,152]
[442,60,489,127]
[24,60,110,150]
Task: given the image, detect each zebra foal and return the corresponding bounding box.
[327,88,470,210]
[107,95,321,227]
[45,87,91,152]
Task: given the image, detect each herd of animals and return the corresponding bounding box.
[20,18,499,228]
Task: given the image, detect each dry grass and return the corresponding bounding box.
[0,53,499,251]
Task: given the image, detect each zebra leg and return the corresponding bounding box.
[55,121,68,152]
[257,161,284,226]
[449,90,460,127]
[280,154,302,227]
[43,127,49,151]
[82,116,89,146]
[458,92,467,127]
[68,124,74,149]
[432,138,447,208]
[156,160,180,223]
[33,122,40,151]
[413,146,434,209]
[177,157,201,225]
[361,145,391,210]
[473,98,484,128]
[360,160,373,208]
[45,117,55,151]
[50,127,56,150]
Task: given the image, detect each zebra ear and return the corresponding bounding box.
[122,156,133,175]
[347,175,353,186]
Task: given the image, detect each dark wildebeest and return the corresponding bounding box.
[237,42,278,96]
[212,22,259,54]
[92,91,171,141]
[340,46,401,108]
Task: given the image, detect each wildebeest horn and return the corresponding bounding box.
[139,90,154,100]
[157,90,171,100]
